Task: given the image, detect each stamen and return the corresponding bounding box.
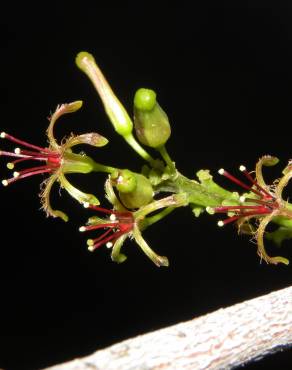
[110,214,116,221]
[106,242,113,248]
[2,180,8,186]
[79,226,86,232]
[239,165,273,199]
[218,168,262,197]
[2,133,48,152]
[4,167,53,185]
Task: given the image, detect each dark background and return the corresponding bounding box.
[0,1,291,369]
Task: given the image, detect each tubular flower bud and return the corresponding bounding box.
[0,101,109,221]
[134,88,171,148]
[76,52,133,137]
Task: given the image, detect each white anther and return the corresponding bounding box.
[218,168,225,175]
[239,196,246,203]
[239,165,246,172]
[117,175,123,183]
[217,220,224,227]
[13,171,19,178]
[14,148,21,154]
[83,202,90,208]
[109,214,116,221]
[2,179,8,186]
[88,245,94,252]
[79,226,86,232]
[0,132,6,138]
[106,242,113,249]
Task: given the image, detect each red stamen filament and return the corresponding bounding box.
[5,168,53,185]
[0,132,62,184]
[1,133,49,152]
[220,169,263,197]
[240,168,274,199]
[81,206,134,251]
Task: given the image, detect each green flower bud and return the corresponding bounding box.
[119,173,154,209]
[134,88,171,148]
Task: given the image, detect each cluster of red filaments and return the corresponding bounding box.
[0,132,61,186]
[79,206,134,251]
[214,165,279,226]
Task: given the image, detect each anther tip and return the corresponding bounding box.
[239,165,246,172]
[2,179,8,186]
[239,196,245,203]
[13,171,19,178]
[218,168,225,175]
[88,245,95,252]
[14,148,21,154]
[7,163,14,170]
[217,220,224,227]
[79,226,86,232]
[0,132,6,138]
[109,214,116,221]
[87,239,94,246]
[83,202,90,208]
[106,242,113,248]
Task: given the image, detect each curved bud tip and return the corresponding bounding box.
[134,88,157,111]
[66,100,83,113]
[75,51,95,70]
[156,256,169,267]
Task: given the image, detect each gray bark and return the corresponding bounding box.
[44,285,292,370]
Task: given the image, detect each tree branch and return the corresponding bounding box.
[45,285,292,370]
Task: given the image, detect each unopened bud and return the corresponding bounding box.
[134,88,171,148]
[118,173,154,209]
[76,51,133,137]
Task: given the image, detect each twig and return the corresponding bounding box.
[44,285,292,370]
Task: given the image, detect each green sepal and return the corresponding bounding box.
[111,235,128,263]
[62,152,96,174]
[64,133,109,149]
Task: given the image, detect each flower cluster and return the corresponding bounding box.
[209,156,292,265]
[1,51,292,267]
[0,101,109,221]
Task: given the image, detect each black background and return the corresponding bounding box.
[0,2,291,369]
